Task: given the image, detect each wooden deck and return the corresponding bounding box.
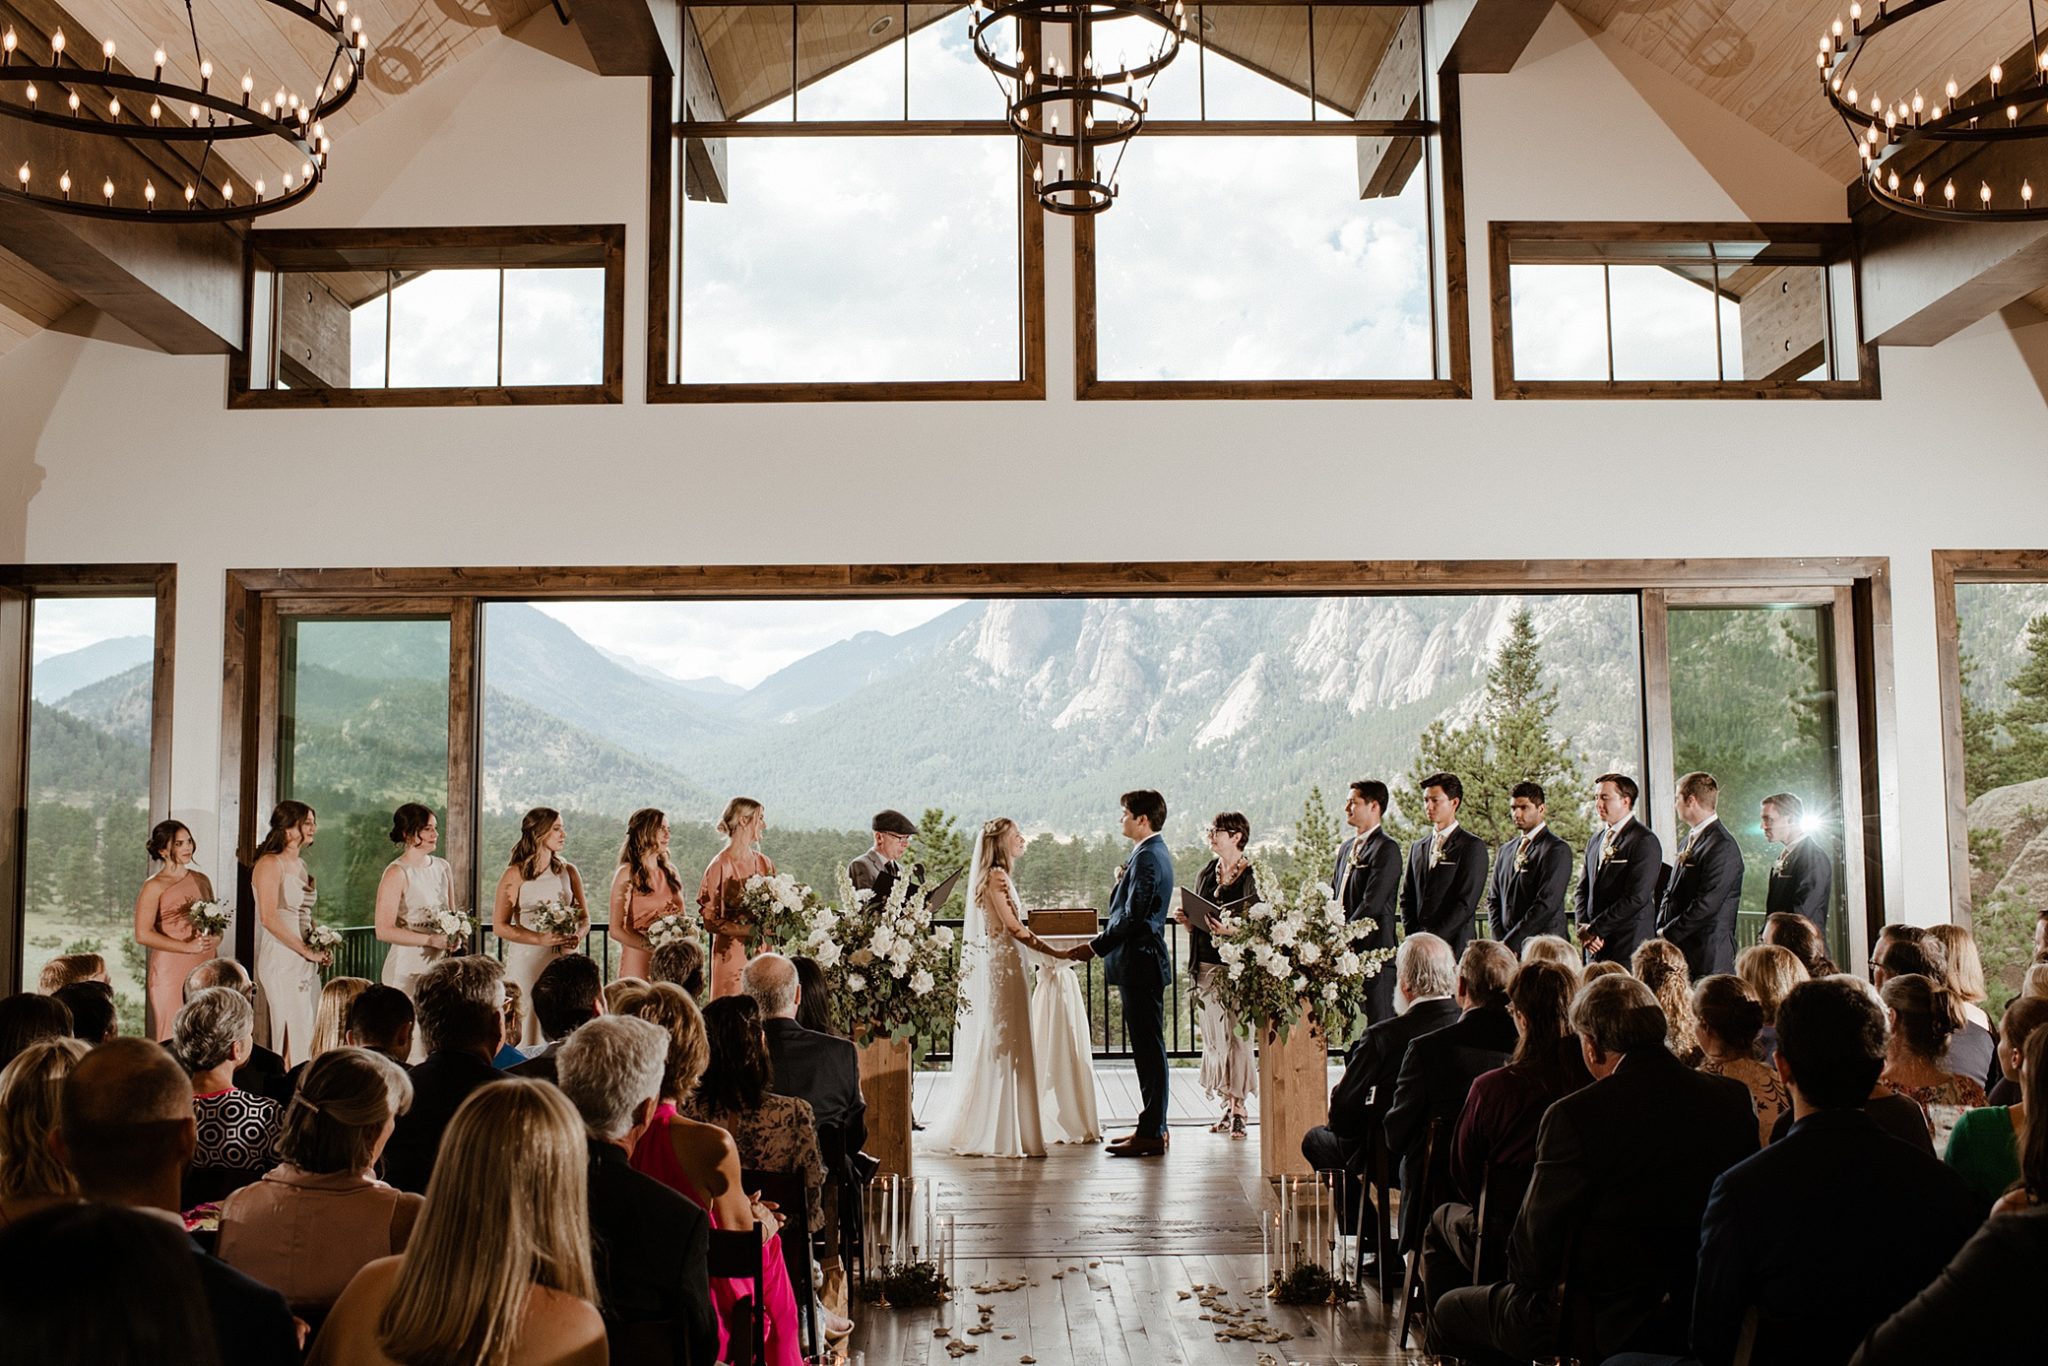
[843,1068,1419,1366]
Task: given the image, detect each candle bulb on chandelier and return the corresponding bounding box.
[101,38,113,70]
[242,73,253,106]
[200,59,212,91]
[2,28,15,64]
[25,83,36,110]
[149,100,160,124]
[154,49,165,79]
[50,29,64,61]
[1944,178,1957,206]
[1912,175,1925,200]
[15,163,27,188]
[67,91,79,115]
[183,183,195,207]
[101,178,112,205]
[255,178,264,201]
[143,180,154,209]
[1981,181,1992,208]
[2026,180,2036,204]
[58,171,70,200]
[109,95,120,119]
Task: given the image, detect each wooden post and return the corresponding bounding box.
[1257,1016,1329,1182]
[858,1036,914,1179]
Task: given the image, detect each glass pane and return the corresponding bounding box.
[681,136,1021,383]
[1313,3,1421,119]
[1608,264,1719,381]
[1954,581,2048,1010]
[1091,10,1199,118]
[1510,264,1607,380]
[691,6,799,122]
[279,618,452,981]
[388,270,500,388]
[1668,606,1845,967]
[351,287,388,389]
[908,4,1004,119]
[501,268,605,386]
[1728,264,1829,384]
[1094,135,1432,381]
[23,598,155,1030]
[1197,7,1312,120]
[794,5,903,119]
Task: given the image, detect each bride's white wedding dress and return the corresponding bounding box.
[940,842,1046,1158]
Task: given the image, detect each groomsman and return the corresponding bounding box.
[1762,792,1832,934]
[1400,773,1489,955]
[849,809,920,903]
[1333,780,1403,1025]
[1573,773,1663,964]
[1655,771,1746,978]
[1488,781,1572,954]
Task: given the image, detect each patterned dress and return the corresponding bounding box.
[190,1087,283,1203]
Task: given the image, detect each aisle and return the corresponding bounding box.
[842,1099,1423,1366]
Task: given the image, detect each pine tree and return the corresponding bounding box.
[912,807,970,881]
[1998,614,2048,785]
[1959,647,2003,800]
[1274,785,1342,903]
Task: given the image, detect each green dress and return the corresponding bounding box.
[1941,1105,2019,1206]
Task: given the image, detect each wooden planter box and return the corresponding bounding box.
[857,1035,914,1179]
[1257,1016,1329,1181]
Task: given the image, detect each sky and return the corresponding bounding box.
[31,598,156,663]
[528,599,966,688]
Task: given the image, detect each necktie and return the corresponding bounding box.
[885,861,899,876]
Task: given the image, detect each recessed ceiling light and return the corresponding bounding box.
[869,15,894,36]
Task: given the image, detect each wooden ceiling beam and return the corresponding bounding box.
[1436,0,1555,75]
[573,0,679,76]
[0,198,243,352]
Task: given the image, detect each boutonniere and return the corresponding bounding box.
[1599,836,1620,867]
[1773,848,1791,875]
[1513,840,1534,872]
[1428,841,1450,870]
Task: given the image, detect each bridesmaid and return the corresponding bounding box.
[609,808,685,983]
[250,801,329,1068]
[699,797,774,1001]
[134,820,222,1039]
[493,807,589,1046]
[375,803,463,1000]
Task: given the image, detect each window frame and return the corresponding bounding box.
[229,225,627,410]
[1073,3,1470,400]
[1489,220,1881,401]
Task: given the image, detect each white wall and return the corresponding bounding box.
[2,11,2045,928]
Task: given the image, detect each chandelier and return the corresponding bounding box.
[0,0,368,223]
[970,0,1187,215]
[1819,0,2048,221]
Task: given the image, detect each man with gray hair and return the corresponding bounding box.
[1431,974,1757,1363]
[1299,932,1461,1260]
[557,1016,717,1366]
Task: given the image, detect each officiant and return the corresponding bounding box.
[849,809,921,904]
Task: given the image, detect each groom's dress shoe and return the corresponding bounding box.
[1107,1134,1167,1158]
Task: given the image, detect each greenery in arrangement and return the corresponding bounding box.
[1268,1261,1357,1305]
[858,1260,950,1308]
[760,869,965,1044]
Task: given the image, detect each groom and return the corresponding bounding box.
[1067,789,1174,1158]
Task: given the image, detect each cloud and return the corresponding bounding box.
[31,597,157,662]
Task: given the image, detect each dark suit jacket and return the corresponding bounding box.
[1498,1046,1757,1359]
[1091,834,1173,990]
[1693,1109,1982,1366]
[382,1048,502,1194]
[1332,828,1402,948]
[1326,996,1462,1151]
[1489,827,1573,952]
[193,1240,301,1366]
[1848,1208,2048,1366]
[764,1017,867,1177]
[1764,837,1832,933]
[508,1038,563,1084]
[1382,1003,1519,1249]
[1573,818,1665,964]
[1399,827,1488,953]
[1655,820,1746,979]
[587,1139,720,1366]
[233,1042,293,1104]
[1766,1092,1934,1155]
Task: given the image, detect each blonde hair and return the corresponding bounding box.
[36,954,105,994]
[1736,943,1810,1025]
[1631,938,1697,1056]
[1582,960,1627,983]
[377,1080,595,1366]
[2025,963,2048,1002]
[0,1038,87,1202]
[1927,924,1988,1005]
[983,817,1019,874]
[1519,935,1581,983]
[604,978,652,1016]
[716,797,762,840]
[310,977,371,1061]
[623,982,709,1102]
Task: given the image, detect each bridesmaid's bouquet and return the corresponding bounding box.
[185,900,231,938]
[643,912,699,950]
[1213,859,1394,1040]
[413,906,475,944]
[526,899,582,938]
[749,874,828,948]
[303,923,342,954]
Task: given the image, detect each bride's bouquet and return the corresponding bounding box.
[643,911,698,950]
[525,898,582,938]
[303,922,342,954]
[767,870,962,1042]
[1212,859,1394,1040]
[185,900,231,938]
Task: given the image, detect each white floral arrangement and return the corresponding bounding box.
[1213,858,1395,1040]
[761,869,963,1043]
[411,906,475,944]
[185,900,231,938]
[303,923,342,953]
[643,912,698,950]
[525,898,582,938]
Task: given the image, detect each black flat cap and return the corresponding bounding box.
[871,809,919,836]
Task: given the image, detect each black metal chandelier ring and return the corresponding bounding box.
[970,0,1184,91]
[1037,171,1114,215]
[1008,85,1144,148]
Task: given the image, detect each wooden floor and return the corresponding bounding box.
[844,1069,1419,1366]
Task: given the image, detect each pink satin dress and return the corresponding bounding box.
[146,873,218,1039]
[699,849,775,1000]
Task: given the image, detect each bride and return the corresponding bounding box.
[940,818,1054,1158]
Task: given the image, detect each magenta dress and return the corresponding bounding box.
[630,1102,804,1366]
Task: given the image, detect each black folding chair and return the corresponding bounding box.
[706,1223,767,1366]
[1469,1160,1531,1287]
[1367,1129,1399,1304]
[744,1167,819,1362]
[1396,1118,1441,1349]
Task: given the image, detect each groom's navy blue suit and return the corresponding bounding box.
[1092,831,1175,1139]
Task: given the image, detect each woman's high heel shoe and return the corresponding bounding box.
[1230,1112,1248,1139]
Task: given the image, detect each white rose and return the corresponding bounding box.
[934,925,955,949]
[1227,963,1245,980]
[1263,955,1289,979]
[1293,975,1307,994]
[1323,983,1339,1003]
[889,960,908,979]
[1250,902,1273,921]
[848,972,867,992]
[1336,950,1361,977]
[855,889,876,905]
[869,928,897,958]
[910,968,935,996]
[1217,942,1242,965]
[1296,940,1322,965]
[816,941,843,968]
[1270,920,1298,948]
[1325,902,1347,929]
[890,942,914,969]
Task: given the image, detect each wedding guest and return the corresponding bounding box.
[1633,938,1702,1065]
[791,957,836,1036]
[1333,780,1402,1024]
[309,1080,608,1366]
[133,819,221,1039]
[1401,772,1489,955]
[1736,942,1809,1065]
[344,985,415,1068]
[250,800,327,1068]
[1574,773,1664,965]
[606,978,653,1014]
[172,986,283,1206]
[375,803,463,1002]
[1880,972,1988,1151]
[1870,923,1944,988]
[1691,978,1979,1366]
[185,959,290,1101]
[1183,811,1257,1136]
[1764,974,1936,1155]
[53,981,117,1045]
[510,954,604,1085]
[554,1015,719,1366]
[653,941,706,1000]
[381,955,507,1194]
[1761,791,1832,933]
[217,1048,422,1320]
[1582,959,1628,982]
[0,1203,223,1363]
[2027,961,2048,1001]
[1761,909,1837,979]
[54,1038,300,1365]
[0,1037,87,1225]
[35,953,106,993]
[497,982,532,1068]
[1944,996,2048,1205]
[493,807,588,1047]
[1489,782,1573,955]
[1928,922,1999,1084]
[683,995,826,1237]
[699,798,776,1000]
[1693,974,1789,1147]
[611,808,686,984]
[282,976,370,1094]
[625,984,807,1366]
[1518,934,1581,978]
[1994,1023,2048,1215]
[1846,1209,2048,1363]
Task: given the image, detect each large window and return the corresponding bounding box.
[653,4,1044,399]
